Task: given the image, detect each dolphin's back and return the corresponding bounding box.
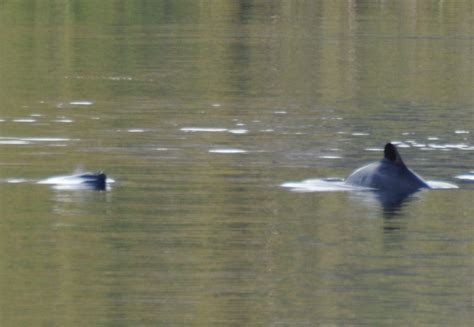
[346,159,429,193]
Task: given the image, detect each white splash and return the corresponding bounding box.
[391,141,410,148]
[406,140,426,148]
[365,148,384,152]
[425,181,459,189]
[22,137,71,142]
[181,127,249,135]
[181,127,228,133]
[0,139,30,145]
[455,174,474,182]
[282,178,458,192]
[428,143,471,150]
[209,149,247,154]
[38,173,114,190]
[228,129,248,135]
[38,176,84,185]
[70,101,93,106]
[281,179,367,193]
[13,118,36,123]
[0,137,69,144]
[6,178,28,184]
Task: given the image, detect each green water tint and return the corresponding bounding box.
[0,1,473,326]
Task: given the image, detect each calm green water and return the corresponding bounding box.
[1,1,473,326]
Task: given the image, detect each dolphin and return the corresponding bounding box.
[75,171,107,190]
[39,171,107,190]
[345,143,430,194]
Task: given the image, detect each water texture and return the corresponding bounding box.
[0,1,473,326]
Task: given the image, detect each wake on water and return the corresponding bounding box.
[281,178,458,193]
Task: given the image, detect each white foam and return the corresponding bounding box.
[38,176,84,185]
[428,143,470,150]
[6,178,28,184]
[283,178,458,192]
[22,137,71,142]
[54,119,74,123]
[209,149,247,154]
[426,181,459,189]
[445,143,470,149]
[0,137,71,145]
[127,129,145,133]
[412,144,426,148]
[70,101,93,106]
[180,127,249,135]
[228,129,248,134]
[282,179,365,193]
[428,144,445,149]
[13,118,36,123]
[365,148,383,152]
[455,174,474,181]
[181,127,228,133]
[391,141,410,148]
[455,130,469,134]
[39,174,114,186]
[0,140,30,145]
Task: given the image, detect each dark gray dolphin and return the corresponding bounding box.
[346,143,430,194]
[76,171,107,190]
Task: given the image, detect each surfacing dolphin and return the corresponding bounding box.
[39,171,107,190]
[346,143,430,194]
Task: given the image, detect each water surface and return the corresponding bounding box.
[1,1,473,326]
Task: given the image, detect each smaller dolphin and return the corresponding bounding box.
[345,143,430,194]
[39,171,107,190]
[75,171,107,190]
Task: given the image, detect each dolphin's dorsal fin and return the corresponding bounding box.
[384,143,405,166]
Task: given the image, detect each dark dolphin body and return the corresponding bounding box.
[346,143,430,194]
[76,172,107,190]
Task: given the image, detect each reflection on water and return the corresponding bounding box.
[1,0,473,326]
[350,189,422,217]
